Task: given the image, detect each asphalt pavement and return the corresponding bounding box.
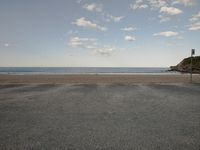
[0,83,200,150]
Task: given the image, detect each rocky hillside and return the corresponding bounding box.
[170,56,200,73]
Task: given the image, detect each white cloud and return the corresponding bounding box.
[188,12,200,31]
[72,17,107,31]
[158,15,171,22]
[190,11,200,22]
[76,0,82,4]
[4,43,9,47]
[121,27,136,31]
[69,36,116,55]
[130,0,149,10]
[0,42,10,48]
[188,22,200,31]
[139,4,149,9]
[160,6,183,15]
[0,42,12,48]
[153,31,178,37]
[148,0,167,9]
[82,4,124,24]
[106,14,125,22]
[130,0,169,11]
[172,0,196,6]
[124,36,136,41]
[68,37,97,48]
[131,4,149,10]
[83,3,102,12]
[93,46,116,55]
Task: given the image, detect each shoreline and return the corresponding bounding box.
[0,72,181,76]
[0,74,200,84]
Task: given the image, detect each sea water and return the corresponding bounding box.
[0,67,180,75]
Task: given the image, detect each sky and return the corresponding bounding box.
[0,0,200,67]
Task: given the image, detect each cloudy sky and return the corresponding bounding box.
[0,0,199,67]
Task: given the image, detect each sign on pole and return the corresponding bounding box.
[190,49,195,83]
[192,49,195,56]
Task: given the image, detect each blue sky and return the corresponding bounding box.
[0,0,199,67]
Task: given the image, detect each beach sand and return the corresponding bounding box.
[0,74,200,84]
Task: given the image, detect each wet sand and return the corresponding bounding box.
[0,74,200,83]
[0,83,200,150]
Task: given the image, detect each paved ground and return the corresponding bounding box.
[0,83,200,150]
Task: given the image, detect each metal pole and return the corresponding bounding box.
[190,53,192,83]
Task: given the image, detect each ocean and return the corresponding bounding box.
[0,67,179,75]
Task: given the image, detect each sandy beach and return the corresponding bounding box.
[0,74,200,84]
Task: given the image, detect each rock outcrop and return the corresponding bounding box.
[170,56,200,73]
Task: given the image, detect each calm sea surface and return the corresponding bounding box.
[0,67,178,75]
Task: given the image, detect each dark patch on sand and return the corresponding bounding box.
[0,84,26,89]
[151,84,200,95]
[67,84,98,93]
[11,84,61,93]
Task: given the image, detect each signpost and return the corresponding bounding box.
[190,49,195,83]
